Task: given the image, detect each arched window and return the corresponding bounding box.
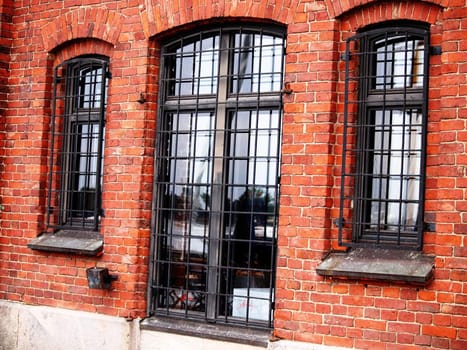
[149,25,285,328]
[339,23,430,249]
[47,57,109,231]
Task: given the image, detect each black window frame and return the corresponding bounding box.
[338,23,430,250]
[148,25,286,329]
[46,56,109,232]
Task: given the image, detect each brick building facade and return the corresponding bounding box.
[0,0,466,349]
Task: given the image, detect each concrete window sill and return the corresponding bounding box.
[316,247,434,285]
[28,230,103,256]
[141,317,270,348]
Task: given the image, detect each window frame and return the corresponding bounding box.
[338,23,430,250]
[46,56,109,232]
[149,25,286,328]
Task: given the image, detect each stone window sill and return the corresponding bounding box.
[141,317,270,347]
[28,230,103,256]
[316,247,434,285]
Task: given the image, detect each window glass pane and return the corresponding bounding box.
[232,33,284,93]
[374,35,424,90]
[75,123,100,190]
[227,108,279,259]
[158,111,214,313]
[68,122,101,220]
[370,109,422,231]
[224,109,279,323]
[79,66,103,109]
[168,35,219,96]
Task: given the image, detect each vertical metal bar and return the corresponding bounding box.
[94,60,108,230]
[338,38,353,246]
[418,30,430,249]
[148,51,170,312]
[47,64,63,227]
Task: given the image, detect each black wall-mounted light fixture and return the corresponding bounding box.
[86,267,118,290]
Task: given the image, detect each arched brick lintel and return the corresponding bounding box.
[335,1,446,33]
[325,0,448,19]
[141,0,300,38]
[40,7,124,53]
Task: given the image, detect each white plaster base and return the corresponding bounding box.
[139,330,348,350]
[0,300,347,350]
[0,300,131,350]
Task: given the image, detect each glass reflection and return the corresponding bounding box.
[78,66,103,109]
[374,36,424,90]
[169,35,219,96]
[159,112,214,312]
[166,111,214,256]
[226,109,279,271]
[370,109,422,231]
[159,109,280,315]
[232,33,283,93]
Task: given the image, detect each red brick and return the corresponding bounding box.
[423,325,457,339]
[323,335,353,348]
[355,318,386,331]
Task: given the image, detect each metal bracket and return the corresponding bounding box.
[341,52,351,62]
[430,46,442,56]
[334,217,345,228]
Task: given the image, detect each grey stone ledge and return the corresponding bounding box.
[28,230,103,256]
[141,316,270,348]
[316,247,434,285]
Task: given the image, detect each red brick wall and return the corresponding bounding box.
[0,0,13,212]
[275,1,467,349]
[0,0,465,348]
[1,2,151,318]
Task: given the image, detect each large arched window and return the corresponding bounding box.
[149,25,285,328]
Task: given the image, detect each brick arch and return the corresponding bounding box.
[51,39,115,67]
[140,0,299,38]
[325,0,448,19]
[40,7,124,52]
[337,0,444,31]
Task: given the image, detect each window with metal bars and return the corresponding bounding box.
[149,25,285,328]
[339,23,429,250]
[47,57,109,231]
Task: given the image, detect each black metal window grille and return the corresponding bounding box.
[339,25,429,250]
[47,57,109,231]
[149,26,285,328]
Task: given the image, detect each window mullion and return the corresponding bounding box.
[206,31,229,320]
